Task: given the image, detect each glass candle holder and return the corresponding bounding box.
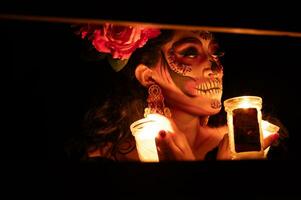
[224,96,265,159]
[130,114,173,162]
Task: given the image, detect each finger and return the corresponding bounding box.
[155,137,165,160]
[170,131,189,154]
[263,132,279,150]
[163,132,183,158]
[155,130,180,160]
[224,134,229,150]
[217,134,231,160]
[155,130,167,160]
[218,133,229,152]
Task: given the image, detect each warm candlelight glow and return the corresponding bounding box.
[261,120,280,157]
[262,120,280,139]
[133,114,173,140]
[130,114,173,162]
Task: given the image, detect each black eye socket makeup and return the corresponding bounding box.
[167,47,192,75]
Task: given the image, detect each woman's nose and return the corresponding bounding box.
[203,67,223,80]
[209,54,223,71]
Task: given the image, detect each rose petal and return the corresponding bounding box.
[82,23,161,60]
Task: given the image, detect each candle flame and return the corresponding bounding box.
[238,100,253,108]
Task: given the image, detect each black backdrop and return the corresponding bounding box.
[1,6,301,197]
[3,20,300,159]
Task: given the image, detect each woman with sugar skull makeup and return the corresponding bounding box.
[70,23,287,161]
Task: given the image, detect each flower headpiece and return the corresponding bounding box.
[78,23,161,72]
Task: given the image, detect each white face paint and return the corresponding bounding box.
[152,30,224,116]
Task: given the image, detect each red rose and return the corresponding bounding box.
[91,23,160,60]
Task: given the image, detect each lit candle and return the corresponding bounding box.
[224,96,265,159]
[130,114,173,162]
[261,120,280,157]
[262,120,280,139]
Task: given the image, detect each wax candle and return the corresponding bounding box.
[130,114,173,162]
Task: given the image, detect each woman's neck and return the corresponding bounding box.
[170,108,209,148]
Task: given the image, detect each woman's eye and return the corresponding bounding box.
[212,51,225,58]
[210,51,225,63]
[210,43,224,58]
[179,47,199,58]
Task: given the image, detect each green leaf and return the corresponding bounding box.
[107,57,129,72]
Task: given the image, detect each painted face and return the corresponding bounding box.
[152,30,224,116]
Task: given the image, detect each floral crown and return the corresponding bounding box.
[78,23,161,72]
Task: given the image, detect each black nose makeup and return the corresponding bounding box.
[210,59,223,72]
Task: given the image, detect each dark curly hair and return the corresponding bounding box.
[77,29,175,160]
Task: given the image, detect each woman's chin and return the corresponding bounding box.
[171,100,222,116]
[164,88,223,116]
[191,97,223,116]
[194,105,222,116]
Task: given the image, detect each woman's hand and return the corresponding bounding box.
[216,134,231,160]
[217,132,280,160]
[155,130,196,161]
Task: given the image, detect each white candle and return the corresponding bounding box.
[130,114,173,162]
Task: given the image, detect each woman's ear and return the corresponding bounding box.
[135,64,155,87]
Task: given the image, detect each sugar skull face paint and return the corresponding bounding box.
[166,31,223,77]
[152,30,224,116]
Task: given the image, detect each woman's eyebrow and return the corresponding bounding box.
[191,30,214,40]
[209,40,219,47]
[173,37,203,47]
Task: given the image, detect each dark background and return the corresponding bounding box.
[1,3,301,197]
[2,20,299,160]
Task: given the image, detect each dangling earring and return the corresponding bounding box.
[144,84,171,118]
